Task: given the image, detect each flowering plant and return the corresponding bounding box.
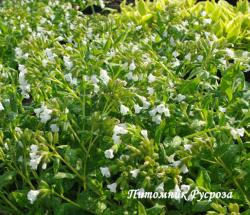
[0,0,249,214]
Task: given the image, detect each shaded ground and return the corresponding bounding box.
[81,0,245,14]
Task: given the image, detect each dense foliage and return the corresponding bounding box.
[0,0,249,214]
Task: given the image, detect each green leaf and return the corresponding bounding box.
[210,203,227,214]
[205,1,215,14]
[9,190,28,207]
[237,0,249,13]
[147,204,165,215]
[56,203,85,215]
[54,172,75,179]
[225,87,233,101]
[0,171,16,190]
[228,203,239,213]
[138,201,147,215]
[77,191,106,214]
[137,0,148,16]
[192,201,211,213]
[227,22,241,42]
[104,37,113,53]
[242,209,250,215]
[155,120,166,144]
[196,169,211,190]
[179,78,200,94]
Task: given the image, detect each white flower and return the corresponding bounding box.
[63,56,73,70]
[91,75,99,84]
[148,73,156,83]
[30,144,39,153]
[155,182,164,193]
[129,61,136,71]
[126,72,133,80]
[112,124,128,144]
[107,182,117,193]
[191,120,206,128]
[181,184,190,193]
[29,145,42,170]
[156,104,170,117]
[42,163,47,170]
[99,0,105,8]
[141,130,148,139]
[180,164,189,174]
[56,36,64,41]
[29,156,42,170]
[219,106,226,113]
[167,153,175,163]
[112,134,121,144]
[138,96,150,109]
[201,11,206,16]
[172,136,182,146]
[0,102,4,111]
[203,18,212,24]
[219,58,227,65]
[130,169,140,178]
[100,69,110,85]
[113,124,128,135]
[172,160,181,167]
[171,184,181,199]
[230,128,244,139]
[152,114,162,124]
[15,47,23,58]
[50,124,59,132]
[197,55,204,62]
[172,59,180,67]
[149,108,157,117]
[175,94,186,102]
[27,190,40,204]
[34,103,52,123]
[45,48,54,61]
[225,48,234,58]
[170,37,175,46]
[100,167,111,178]
[147,87,154,95]
[242,51,249,58]
[132,74,139,81]
[134,104,142,114]
[185,53,191,61]
[15,127,22,133]
[120,104,129,115]
[18,64,30,99]
[184,144,192,152]
[104,149,114,159]
[64,73,72,82]
[172,51,179,58]
[64,73,77,85]
[135,25,142,31]
[195,33,200,41]
[42,59,48,67]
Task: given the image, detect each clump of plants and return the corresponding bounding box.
[0,0,249,214]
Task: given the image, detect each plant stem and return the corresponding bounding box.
[48,145,86,185]
[0,192,22,214]
[215,157,250,206]
[184,126,227,139]
[83,132,98,191]
[53,191,81,208]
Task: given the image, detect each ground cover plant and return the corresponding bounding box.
[0,0,250,214]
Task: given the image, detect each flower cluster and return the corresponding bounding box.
[29,145,42,170]
[0,0,249,214]
[34,104,52,123]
